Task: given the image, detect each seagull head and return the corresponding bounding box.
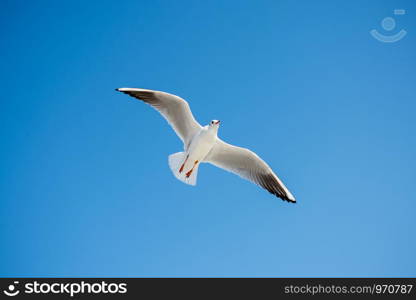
[209,120,220,128]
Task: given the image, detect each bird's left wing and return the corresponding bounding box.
[204,139,296,203]
[116,88,202,147]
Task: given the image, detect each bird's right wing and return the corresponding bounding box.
[204,139,296,202]
[116,88,202,146]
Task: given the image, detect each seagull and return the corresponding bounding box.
[116,88,296,203]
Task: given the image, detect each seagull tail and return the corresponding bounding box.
[168,152,199,186]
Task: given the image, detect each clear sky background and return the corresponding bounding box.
[1,0,415,277]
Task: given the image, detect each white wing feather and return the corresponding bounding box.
[204,139,296,202]
[116,88,202,147]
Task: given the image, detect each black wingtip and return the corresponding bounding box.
[275,192,296,203]
[281,196,296,204]
[284,194,297,203]
[115,88,120,92]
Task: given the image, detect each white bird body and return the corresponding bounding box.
[116,87,296,203]
[169,124,218,185]
[188,126,217,162]
[186,125,217,166]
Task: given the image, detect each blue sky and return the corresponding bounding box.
[1,0,415,277]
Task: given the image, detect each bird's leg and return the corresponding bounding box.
[179,155,189,173]
[185,160,199,178]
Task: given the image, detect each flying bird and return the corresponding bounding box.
[116,88,296,203]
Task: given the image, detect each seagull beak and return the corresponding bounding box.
[215,120,220,125]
